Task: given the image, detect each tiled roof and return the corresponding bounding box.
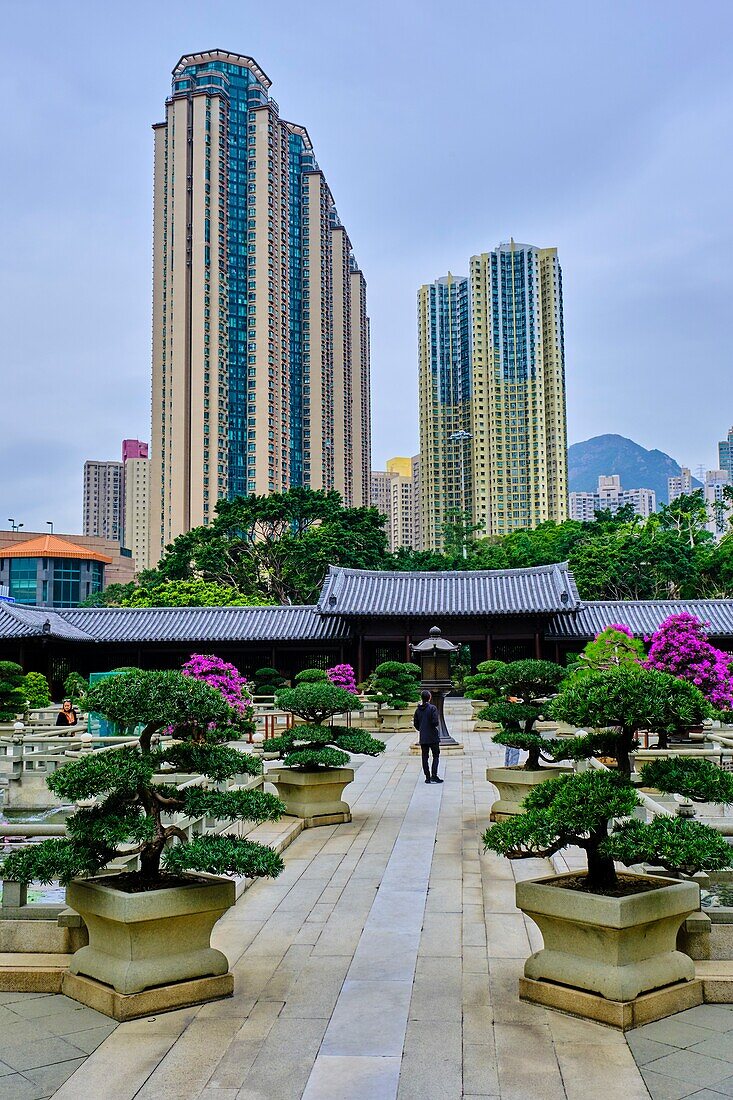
[317,564,581,617]
[0,604,350,644]
[0,604,92,640]
[0,534,112,563]
[547,600,733,640]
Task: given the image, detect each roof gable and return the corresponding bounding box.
[0,535,112,564]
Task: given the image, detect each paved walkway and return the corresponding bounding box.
[35,700,651,1099]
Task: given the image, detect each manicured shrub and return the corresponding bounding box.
[63,672,89,708]
[0,661,25,721]
[3,669,285,888]
[463,660,506,703]
[477,660,567,764]
[22,671,51,710]
[294,668,328,684]
[571,626,646,674]
[366,661,422,710]
[252,668,287,696]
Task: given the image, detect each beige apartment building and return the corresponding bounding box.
[83,461,123,543]
[370,456,421,551]
[150,50,371,563]
[123,457,151,571]
[418,243,568,551]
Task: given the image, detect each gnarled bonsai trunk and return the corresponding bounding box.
[584,827,618,890]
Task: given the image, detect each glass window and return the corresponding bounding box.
[9,559,37,604]
[52,559,81,608]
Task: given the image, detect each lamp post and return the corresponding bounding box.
[410,626,461,747]
[449,430,473,559]
[7,520,23,532]
[46,521,54,535]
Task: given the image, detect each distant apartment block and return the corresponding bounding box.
[668,467,693,504]
[569,475,656,523]
[704,469,732,539]
[370,456,421,551]
[124,457,151,571]
[718,427,733,482]
[83,461,124,543]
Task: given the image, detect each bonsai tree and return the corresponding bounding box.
[252,667,287,696]
[327,663,358,694]
[270,680,385,769]
[646,612,733,712]
[639,757,733,806]
[366,661,422,711]
[22,671,52,710]
[477,660,567,765]
[570,625,646,675]
[0,661,25,721]
[484,768,733,891]
[463,660,506,703]
[3,669,285,888]
[550,665,713,776]
[64,672,89,708]
[294,668,328,684]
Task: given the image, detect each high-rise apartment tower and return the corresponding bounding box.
[83,461,124,543]
[418,243,568,550]
[150,50,371,562]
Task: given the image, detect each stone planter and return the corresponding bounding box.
[516,871,699,1004]
[62,874,235,1019]
[268,766,354,827]
[379,709,415,732]
[486,765,572,820]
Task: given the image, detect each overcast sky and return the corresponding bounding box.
[2,0,732,532]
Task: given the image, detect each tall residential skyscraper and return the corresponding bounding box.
[370,457,421,551]
[150,50,371,563]
[124,454,151,570]
[83,461,124,543]
[718,427,733,481]
[668,467,693,503]
[418,243,568,550]
[417,274,473,550]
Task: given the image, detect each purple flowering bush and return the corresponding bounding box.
[327,664,358,694]
[645,614,733,712]
[182,654,255,735]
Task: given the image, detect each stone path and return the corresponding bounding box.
[628,1004,733,1099]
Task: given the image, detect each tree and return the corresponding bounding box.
[3,670,286,887]
[477,659,568,769]
[269,681,385,769]
[64,672,89,708]
[180,654,254,737]
[0,661,25,721]
[365,661,422,710]
[294,668,328,685]
[327,664,358,694]
[251,668,287,696]
[122,580,272,607]
[22,672,51,710]
[550,665,713,775]
[483,768,732,891]
[570,625,646,674]
[463,661,506,703]
[645,612,733,711]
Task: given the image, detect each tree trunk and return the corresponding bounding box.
[585,843,618,891]
[616,729,634,777]
[525,745,541,770]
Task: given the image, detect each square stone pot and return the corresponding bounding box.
[379,709,415,732]
[65,874,235,996]
[486,765,572,819]
[516,871,700,1002]
[267,766,354,827]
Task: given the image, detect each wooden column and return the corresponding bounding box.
[486,634,493,661]
[357,635,365,684]
[534,631,542,659]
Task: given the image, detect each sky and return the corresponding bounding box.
[2,0,732,533]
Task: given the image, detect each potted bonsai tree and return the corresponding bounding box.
[2,669,285,1018]
[463,660,505,727]
[478,660,569,818]
[366,660,422,731]
[484,767,733,1020]
[0,661,25,723]
[550,665,714,772]
[268,680,385,826]
[569,625,646,675]
[22,671,52,711]
[252,667,287,698]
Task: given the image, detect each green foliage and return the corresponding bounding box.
[22,671,51,710]
[366,661,422,710]
[478,660,567,762]
[120,579,273,607]
[267,723,385,772]
[0,661,25,721]
[573,627,646,674]
[63,672,88,707]
[162,834,285,878]
[639,758,733,805]
[464,661,506,703]
[276,682,362,724]
[294,668,328,684]
[483,768,733,890]
[252,668,287,696]
[550,666,713,775]
[2,669,285,888]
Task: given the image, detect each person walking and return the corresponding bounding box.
[413,689,443,784]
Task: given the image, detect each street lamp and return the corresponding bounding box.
[410,626,461,747]
[449,430,473,558]
[46,521,54,535]
[7,520,23,532]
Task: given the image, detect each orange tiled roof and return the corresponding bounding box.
[0,534,112,564]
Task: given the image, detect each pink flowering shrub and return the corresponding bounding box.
[182,654,255,733]
[327,663,358,695]
[645,614,733,711]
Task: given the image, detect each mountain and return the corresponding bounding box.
[567,434,698,507]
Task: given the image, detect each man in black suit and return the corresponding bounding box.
[413,689,443,784]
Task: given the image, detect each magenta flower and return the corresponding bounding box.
[327,664,358,694]
[645,614,733,710]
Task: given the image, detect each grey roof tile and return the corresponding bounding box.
[317,563,581,617]
[547,600,733,640]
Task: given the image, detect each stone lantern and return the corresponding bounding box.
[410,626,461,747]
